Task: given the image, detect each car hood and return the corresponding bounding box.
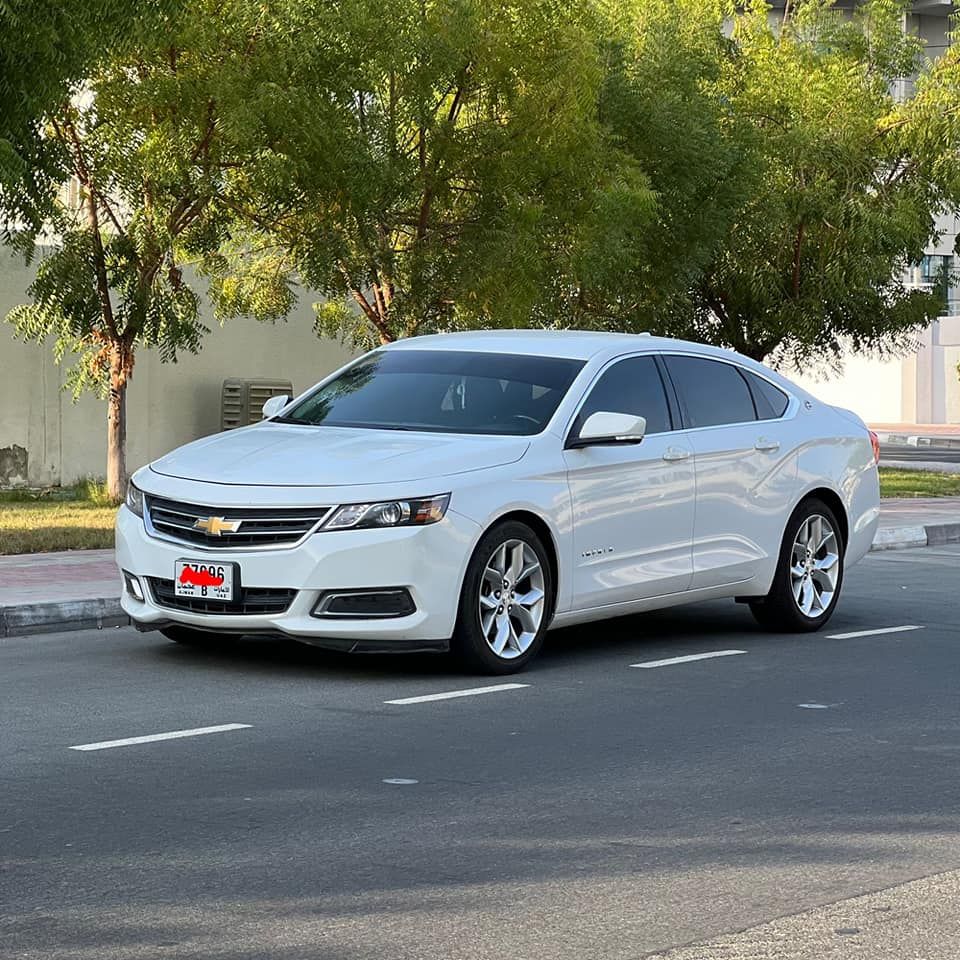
[149,423,530,487]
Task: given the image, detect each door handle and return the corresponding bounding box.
[755,438,780,453]
[662,447,690,462]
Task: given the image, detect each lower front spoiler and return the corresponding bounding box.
[132,618,450,655]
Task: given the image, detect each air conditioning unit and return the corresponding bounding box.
[221,379,293,431]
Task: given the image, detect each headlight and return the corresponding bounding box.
[323,494,450,531]
[125,481,144,518]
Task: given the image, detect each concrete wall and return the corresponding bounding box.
[0,250,355,487]
[793,356,906,424]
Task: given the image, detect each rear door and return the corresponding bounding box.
[563,354,695,610]
[662,354,798,589]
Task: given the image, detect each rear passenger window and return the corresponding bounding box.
[572,356,672,437]
[665,356,756,428]
[744,371,790,420]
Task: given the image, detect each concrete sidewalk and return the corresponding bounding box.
[2,498,959,638]
[0,550,124,638]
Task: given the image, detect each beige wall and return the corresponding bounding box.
[0,250,355,487]
[792,355,906,424]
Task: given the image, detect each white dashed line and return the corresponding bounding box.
[826,625,923,640]
[385,683,529,705]
[70,723,252,752]
[630,650,747,669]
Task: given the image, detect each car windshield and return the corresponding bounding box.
[276,349,586,436]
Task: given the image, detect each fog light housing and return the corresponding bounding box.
[312,589,416,619]
[123,571,145,602]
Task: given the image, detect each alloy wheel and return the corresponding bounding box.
[790,514,840,618]
[478,539,545,660]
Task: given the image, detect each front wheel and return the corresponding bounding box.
[750,498,845,632]
[452,520,553,674]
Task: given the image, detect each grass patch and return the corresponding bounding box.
[0,501,116,555]
[0,478,117,554]
[879,468,960,499]
[0,477,114,505]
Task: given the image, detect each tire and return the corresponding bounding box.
[750,497,845,632]
[160,625,227,647]
[452,520,554,674]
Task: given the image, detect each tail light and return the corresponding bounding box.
[868,430,881,465]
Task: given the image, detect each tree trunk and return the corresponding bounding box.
[106,344,128,503]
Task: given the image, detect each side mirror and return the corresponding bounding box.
[568,411,646,449]
[261,395,290,419]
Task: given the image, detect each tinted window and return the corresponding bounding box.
[278,350,585,436]
[665,356,757,428]
[744,371,790,420]
[572,356,672,437]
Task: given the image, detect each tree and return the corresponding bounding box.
[560,0,755,331]
[208,0,657,348]
[649,0,960,368]
[0,1,181,230]
[3,6,287,501]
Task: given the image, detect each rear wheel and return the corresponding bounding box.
[750,498,844,632]
[452,520,553,674]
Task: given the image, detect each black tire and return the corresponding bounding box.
[452,520,554,674]
[750,497,845,632]
[160,625,227,647]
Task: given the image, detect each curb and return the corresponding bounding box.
[875,432,960,449]
[3,522,960,639]
[869,521,960,552]
[0,598,127,639]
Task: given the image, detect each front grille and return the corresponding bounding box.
[147,578,297,615]
[146,496,332,548]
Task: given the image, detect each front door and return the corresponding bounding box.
[563,355,696,610]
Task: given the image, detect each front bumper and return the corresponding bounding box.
[116,505,479,647]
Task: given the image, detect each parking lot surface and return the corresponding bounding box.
[2,546,959,959]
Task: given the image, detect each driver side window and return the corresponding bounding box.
[572,356,672,438]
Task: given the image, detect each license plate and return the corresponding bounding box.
[174,560,236,602]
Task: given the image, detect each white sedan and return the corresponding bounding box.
[116,331,881,673]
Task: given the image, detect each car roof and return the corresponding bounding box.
[383,329,746,364]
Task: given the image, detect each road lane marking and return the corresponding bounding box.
[70,723,252,752]
[630,650,746,669]
[385,683,529,705]
[826,625,923,640]
[383,779,419,785]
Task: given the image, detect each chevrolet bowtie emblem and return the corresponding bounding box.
[193,516,242,536]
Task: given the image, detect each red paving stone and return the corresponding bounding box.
[0,550,118,607]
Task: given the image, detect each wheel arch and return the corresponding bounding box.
[796,486,849,550]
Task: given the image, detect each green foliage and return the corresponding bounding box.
[3,2,294,398]
[646,0,960,367]
[567,0,749,329]
[208,0,656,346]
[0,1,182,230]
[5,0,960,409]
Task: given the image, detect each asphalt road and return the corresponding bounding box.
[880,442,960,463]
[2,546,960,959]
